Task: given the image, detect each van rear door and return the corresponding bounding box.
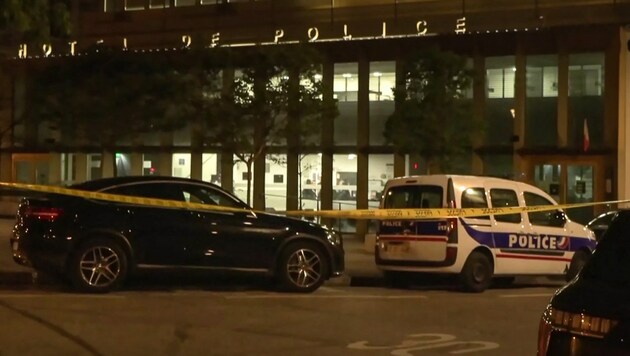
[377,181,450,263]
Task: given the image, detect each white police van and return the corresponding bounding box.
[375,174,597,292]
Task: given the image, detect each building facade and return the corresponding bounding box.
[2,0,630,236]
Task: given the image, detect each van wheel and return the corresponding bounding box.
[459,251,493,293]
[566,250,590,281]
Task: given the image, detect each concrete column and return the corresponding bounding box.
[253,155,265,210]
[557,49,569,148]
[220,153,234,193]
[0,152,12,182]
[356,53,370,240]
[618,27,630,205]
[472,51,485,175]
[74,153,88,182]
[191,151,202,180]
[101,151,115,178]
[158,153,172,177]
[130,152,143,176]
[513,45,527,180]
[48,153,61,185]
[320,60,334,227]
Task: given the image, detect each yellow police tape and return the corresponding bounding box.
[0,181,628,220]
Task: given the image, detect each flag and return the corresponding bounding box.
[583,118,590,152]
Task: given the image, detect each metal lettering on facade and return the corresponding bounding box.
[16,18,470,58]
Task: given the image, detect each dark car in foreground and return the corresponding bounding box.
[537,209,630,355]
[10,176,344,293]
[585,210,618,242]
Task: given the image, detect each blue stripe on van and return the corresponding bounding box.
[460,219,597,252]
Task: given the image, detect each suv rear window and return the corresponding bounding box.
[383,185,443,209]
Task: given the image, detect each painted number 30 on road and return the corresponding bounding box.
[347,333,500,355]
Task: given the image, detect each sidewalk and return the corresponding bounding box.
[0,217,384,288]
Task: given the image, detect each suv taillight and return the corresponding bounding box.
[23,206,63,221]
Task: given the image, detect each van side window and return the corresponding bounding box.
[489,189,521,223]
[461,187,490,219]
[524,192,558,227]
[384,185,443,209]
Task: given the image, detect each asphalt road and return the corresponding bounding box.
[0,284,555,356]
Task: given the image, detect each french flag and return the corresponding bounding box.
[583,118,590,152]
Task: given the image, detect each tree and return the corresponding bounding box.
[384,47,482,173]
[29,49,201,162]
[202,45,337,206]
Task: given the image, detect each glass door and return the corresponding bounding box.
[13,154,50,184]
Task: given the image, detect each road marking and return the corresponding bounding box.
[348,333,500,354]
[223,294,428,299]
[498,293,553,298]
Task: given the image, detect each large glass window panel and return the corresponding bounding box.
[300,154,322,211]
[233,155,253,205]
[87,154,102,180]
[334,63,358,146]
[569,53,604,151]
[369,62,395,145]
[124,0,145,10]
[174,0,195,6]
[525,55,558,147]
[368,155,394,208]
[265,154,287,212]
[115,153,132,177]
[485,56,515,146]
[202,153,220,184]
[333,154,357,233]
[172,153,191,178]
[149,0,169,8]
[143,154,159,176]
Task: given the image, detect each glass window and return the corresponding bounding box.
[106,182,183,201]
[172,153,191,178]
[202,153,220,185]
[150,0,169,8]
[333,153,357,233]
[526,55,558,147]
[484,56,515,147]
[300,154,321,211]
[369,62,395,145]
[174,0,196,6]
[524,192,557,226]
[143,154,159,176]
[368,155,394,208]
[486,57,515,99]
[490,188,521,223]
[384,185,443,209]
[124,0,145,10]
[181,184,246,208]
[115,153,132,177]
[87,154,102,180]
[265,154,287,212]
[334,63,358,146]
[569,53,604,151]
[233,155,253,204]
[462,187,489,220]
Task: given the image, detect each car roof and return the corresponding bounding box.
[69,176,212,191]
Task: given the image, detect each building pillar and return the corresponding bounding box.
[158,132,173,176]
[618,27,630,206]
[513,45,527,181]
[472,51,485,175]
[130,152,143,176]
[320,60,334,228]
[101,151,115,177]
[74,153,88,182]
[48,153,61,185]
[557,49,569,148]
[191,151,202,180]
[0,152,11,182]
[356,52,370,240]
[253,154,265,210]
[220,153,234,193]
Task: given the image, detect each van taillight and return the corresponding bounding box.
[24,206,63,221]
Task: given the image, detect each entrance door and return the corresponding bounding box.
[533,162,594,225]
[13,154,50,184]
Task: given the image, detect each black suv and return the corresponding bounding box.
[537,209,630,355]
[11,176,344,293]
